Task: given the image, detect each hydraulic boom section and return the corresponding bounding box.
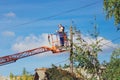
[0,47,51,66]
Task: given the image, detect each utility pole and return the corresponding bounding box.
[70,26,73,73]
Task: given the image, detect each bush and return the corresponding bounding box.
[45,67,82,80]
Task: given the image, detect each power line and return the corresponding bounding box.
[101,37,120,49]
[12,0,101,28]
[76,35,120,50]
[103,44,118,50]
[54,58,69,66]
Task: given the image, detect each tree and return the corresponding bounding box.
[22,68,28,80]
[73,32,102,79]
[9,72,14,80]
[9,68,34,80]
[102,48,120,80]
[104,0,120,30]
[45,67,82,80]
[22,68,33,80]
[72,20,102,79]
[22,68,27,75]
[63,64,69,68]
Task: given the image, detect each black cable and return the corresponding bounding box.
[54,58,69,65]
[101,37,120,49]
[12,0,101,28]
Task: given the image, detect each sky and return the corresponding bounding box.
[0,0,120,76]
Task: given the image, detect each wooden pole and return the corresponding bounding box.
[70,26,73,73]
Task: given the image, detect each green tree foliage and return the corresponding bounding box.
[9,68,34,80]
[72,23,102,79]
[22,68,28,80]
[22,68,27,75]
[63,64,70,68]
[102,48,120,80]
[45,67,83,80]
[9,72,14,80]
[21,68,34,80]
[104,0,120,29]
[73,33,101,79]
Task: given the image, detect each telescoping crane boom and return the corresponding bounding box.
[0,46,66,66]
[0,25,68,66]
[0,46,51,66]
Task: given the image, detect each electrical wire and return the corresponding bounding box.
[12,0,101,28]
[101,37,120,49]
[54,58,69,66]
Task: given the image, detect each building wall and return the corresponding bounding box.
[34,68,47,80]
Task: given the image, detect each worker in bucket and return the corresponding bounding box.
[58,24,65,47]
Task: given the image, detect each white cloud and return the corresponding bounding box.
[12,33,119,52]
[83,35,118,50]
[2,31,15,37]
[98,37,118,50]
[4,12,16,18]
[74,34,119,53]
[12,34,51,52]
[11,33,119,58]
[74,34,119,62]
[11,33,56,57]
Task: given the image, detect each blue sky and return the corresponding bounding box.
[0,0,120,76]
